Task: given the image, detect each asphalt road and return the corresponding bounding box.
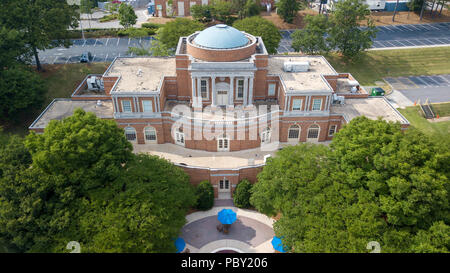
[36,22,450,65]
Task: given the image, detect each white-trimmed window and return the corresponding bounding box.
[200,79,208,99]
[122,100,132,113]
[142,100,153,113]
[261,127,271,143]
[312,99,322,111]
[288,124,300,140]
[237,79,244,99]
[307,124,320,139]
[175,127,185,146]
[125,127,136,141]
[292,99,303,111]
[144,126,157,143]
[217,135,230,151]
[328,125,337,136]
[268,84,276,96]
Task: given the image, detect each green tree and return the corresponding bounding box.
[0,67,46,121]
[233,16,281,54]
[291,14,330,54]
[0,0,79,71]
[242,0,261,18]
[118,3,137,29]
[80,0,95,28]
[277,0,303,23]
[78,154,196,253]
[0,27,30,68]
[156,18,204,50]
[251,117,449,252]
[328,0,377,59]
[233,179,253,208]
[195,181,214,210]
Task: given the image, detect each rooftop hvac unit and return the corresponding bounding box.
[283,61,310,72]
[87,76,104,91]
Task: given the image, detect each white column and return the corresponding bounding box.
[197,77,202,107]
[229,76,234,106]
[191,76,196,106]
[211,76,216,106]
[248,76,254,106]
[243,76,248,106]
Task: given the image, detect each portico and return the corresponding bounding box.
[191,73,254,108]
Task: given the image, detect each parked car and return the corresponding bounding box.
[80,52,93,63]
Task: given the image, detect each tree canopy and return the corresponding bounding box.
[277,0,304,23]
[118,3,137,29]
[0,0,79,71]
[156,18,204,50]
[251,117,449,252]
[233,16,282,54]
[291,14,329,54]
[0,109,196,252]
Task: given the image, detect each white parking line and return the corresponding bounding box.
[106,38,110,46]
[426,24,441,30]
[82,39,86,47]
[427,76,443,86]
[65,56,71,64]
[117,38,120,46]
[105,54,108,62]
[439,75,450,85]
[383,41,396,47]
[53,56,58,64]
[415,76,432,87]
[396,40,408,46]
[94,39,98,47]
[93,54,96,61]
[128,38,131,45]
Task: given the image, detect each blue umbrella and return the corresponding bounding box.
[271,236,287,253]
[217,209,237,225]
[175,237,186,253]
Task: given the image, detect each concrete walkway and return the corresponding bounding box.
[181,207,275,253]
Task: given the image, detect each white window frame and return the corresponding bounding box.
[307,124,320,139]
[261,128,271,143]
[328,125,337,136]
[175,128,185,147]
[312,98,322,111]
[125,127,137,142]
[288,125,300,141]
[236,79,244,100]
[292,99,303,111]
[268,83,276,96]
[217,136,230,151]
[122,100,132,113]
[144,126,157,143]
[142,100,153,113]
[200,78,209,100]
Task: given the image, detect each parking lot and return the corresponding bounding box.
[35,37,154,65]
[385,75,450,104]
[277,22,450,53]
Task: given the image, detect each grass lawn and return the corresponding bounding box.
[398,106,450,139]
[325,47,450,85]
[0,63,110,136]
[431,102,450,117]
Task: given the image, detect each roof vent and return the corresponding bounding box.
[96,100,102,106]
[283,61,309,72]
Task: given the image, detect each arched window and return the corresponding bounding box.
[125,127,136,142]
[288,124,300,141]
[307,124,320,139]
[261,127,271,143]
[144,126,157,143]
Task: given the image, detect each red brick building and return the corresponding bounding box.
[30,25,409,199]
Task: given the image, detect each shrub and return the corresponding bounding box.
[195,180,215,210]
[99,13,118,22]
[233,179,253,208]
[141,22,163,29]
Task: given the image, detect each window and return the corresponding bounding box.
[217,135,229,151]
[307,124,320,139]
[219,179,229,190]
[328,125,337,136]
[312,99,322,111]
[237,79,244,99]
[292,99,303,111]
[268,84,276,96]
[144,127,157,143]
[200,79,208,99]
[122,100,132,113]
[288,125,300,140]
[261,127,271,143]
[125,127,136,141]
[142,100,153,113]
[175,128,185,146]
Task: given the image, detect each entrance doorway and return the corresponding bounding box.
[217,136,230,152]
[217,90,228,106]
[218,178,231,199]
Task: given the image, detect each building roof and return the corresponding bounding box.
[29,99,114,129]
[104,57,176,92]
[268,56,337,92]
[330,97,409,124]
[193,24,249,49]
